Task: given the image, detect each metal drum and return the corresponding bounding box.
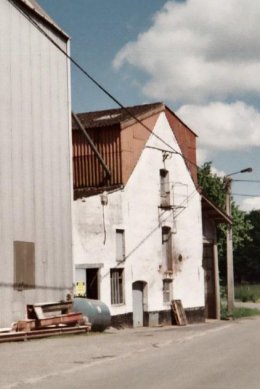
[72,298,111,332]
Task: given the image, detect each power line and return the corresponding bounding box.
[232,193,260,197]
[9,0,199,172]
[233,179,260,183]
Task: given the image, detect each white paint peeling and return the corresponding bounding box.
[73,112,204,320]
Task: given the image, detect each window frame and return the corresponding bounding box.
[163,279,172,304]
[162,226,173,272]
[115,229,125,262]
[110,268,124,305]
[160,169,170,207]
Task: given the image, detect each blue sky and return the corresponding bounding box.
[38,0,260,211]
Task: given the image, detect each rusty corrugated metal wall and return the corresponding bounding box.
[73,126,122,192]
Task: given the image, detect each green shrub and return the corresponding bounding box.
[235,284,260,302]
[221,303,260,320]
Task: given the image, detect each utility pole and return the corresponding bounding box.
[224,167,253,316]
[225,177,234,314]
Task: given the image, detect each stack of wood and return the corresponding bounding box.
[0,301,91,343]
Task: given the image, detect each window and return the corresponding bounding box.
[162,227,173,271]
[110,268,124,304]
[116,229,125,262]
[160,169,170,207]
[14,241,35,290]
[163,280,172,303]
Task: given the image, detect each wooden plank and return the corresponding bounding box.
[171,300,188,326]
[0,325,91,343]
[36,312,83,328]
[34,306,45,320]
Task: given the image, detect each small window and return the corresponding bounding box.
[110,268,124,305]
[160,169,170,207]
[14,241,35,290]
[116,229,125,262]
[163,280,172,303]
[162,227,173,271]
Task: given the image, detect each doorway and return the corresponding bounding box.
[75,267,99,299]
[203,244,217,318]
[86,268,99,299]
[132,281,146,327]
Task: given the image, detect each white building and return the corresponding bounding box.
[0,0,73,327]
[73,103,205,327]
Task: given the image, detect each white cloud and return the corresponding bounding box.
[113,0,260,103]
[196,148,210,165]
[210,166,226,178]
[240,197,260,212]
[176,101,260,152]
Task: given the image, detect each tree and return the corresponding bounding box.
[234,210,260,283]
[198,162,253,281]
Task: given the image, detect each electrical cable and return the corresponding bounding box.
[233,179,260,183]
[9,0,199,171]
[232,193,260,197]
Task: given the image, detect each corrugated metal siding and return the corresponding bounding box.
[73,126,122,192]
[0,0,73,327]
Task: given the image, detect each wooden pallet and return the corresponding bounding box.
[171,299,188,326]
[0,325,91,343]
[26,302,83,329]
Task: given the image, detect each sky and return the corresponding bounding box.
[38,0,260,211]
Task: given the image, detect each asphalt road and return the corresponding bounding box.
[1,318,260,389]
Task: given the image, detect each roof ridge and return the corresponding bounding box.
[76,102,164,116]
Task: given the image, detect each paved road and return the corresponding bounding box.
[0,318,260,388]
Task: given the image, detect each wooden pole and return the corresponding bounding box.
[225,177,235,314]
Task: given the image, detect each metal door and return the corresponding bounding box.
[132,281,144,327]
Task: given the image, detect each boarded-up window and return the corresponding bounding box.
[14,241,35,290]
[162,227,173,271]
[116,229,125,262]
[163,280,172,303]
[160,169,170,207]
[110,268,124,305]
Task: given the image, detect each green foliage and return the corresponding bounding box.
[235,284,260,302]
[221,303,260,320]
[198,162,253,281]
[234,211,260,283]
[198,162,226,208]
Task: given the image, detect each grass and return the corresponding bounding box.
[221,303,260,320]
[235,284,260,302]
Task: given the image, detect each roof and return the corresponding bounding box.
[73,102,198,139]
[72,102,165,130]
[202,195,232,225]
[15,0,69,39]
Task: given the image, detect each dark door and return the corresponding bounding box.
[203,244,216,318]
[87,268,99,299]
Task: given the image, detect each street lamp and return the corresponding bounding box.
[224,167,253,315]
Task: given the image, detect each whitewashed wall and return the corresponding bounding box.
[73,112,204,318]
[0,0,73,327]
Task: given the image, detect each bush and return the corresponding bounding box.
[221,303,260,320]
[235,284,260,303]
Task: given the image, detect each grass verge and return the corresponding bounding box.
[235,284,260,302]
[221,304,260,320]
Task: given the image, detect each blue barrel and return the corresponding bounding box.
[72,298,111,332]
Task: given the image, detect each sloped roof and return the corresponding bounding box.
[202,195,232,225]
[73,102,165,130]
[16,0,69,39]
